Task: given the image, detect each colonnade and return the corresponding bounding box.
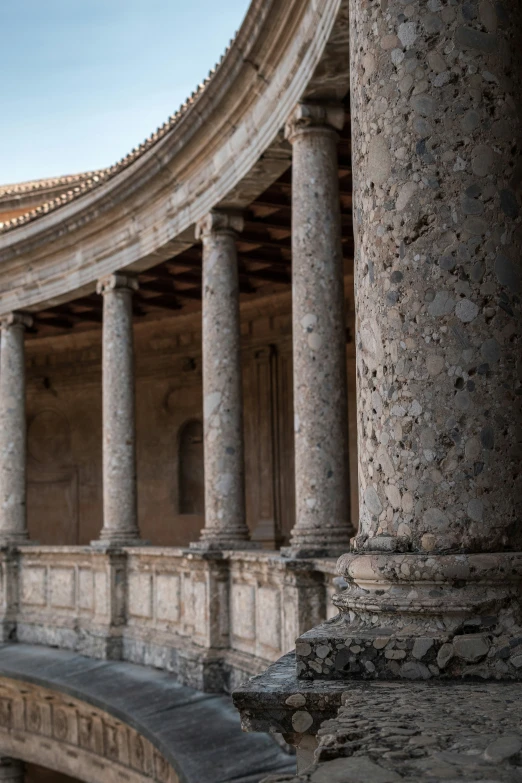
[0,103,353,556]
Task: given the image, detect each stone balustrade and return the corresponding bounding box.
[0,546,339,692]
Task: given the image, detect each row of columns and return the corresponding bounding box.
[0,102,353,555]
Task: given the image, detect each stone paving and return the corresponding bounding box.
[261,680,522,782]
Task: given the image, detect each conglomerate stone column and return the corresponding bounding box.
[0,759,24,783]
[294,1,522,680]
[95,273,140,546]
[283,103,353,558]
[191,210,253,550]
[0,313,32,545]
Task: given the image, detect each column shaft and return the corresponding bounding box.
[192,211,252,549]
[0,313,32,544]
[96,274,139,545]
[293,0,522,683]
[285,103,353,557]
[0,758,24,782]
[350,0,522,556]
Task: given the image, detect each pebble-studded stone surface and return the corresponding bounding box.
[350,0,522,554]
[193,212,251,548]
[296,613,522,681]
[284,106,353,557]
[261,680,522,781]
[97,275,139,542]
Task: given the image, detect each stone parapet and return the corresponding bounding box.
[0,545,339,692]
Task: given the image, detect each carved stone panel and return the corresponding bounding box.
[0,678,178,783]
[21,567,47,607]
[78,568,94,612]
[256,586,281,653]
[128,572,153,620]
[231,584,256,647]
[50,568,76,610]
[156,573,181,625]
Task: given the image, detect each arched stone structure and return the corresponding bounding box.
[0,679,177,783]
[0,645,293,783]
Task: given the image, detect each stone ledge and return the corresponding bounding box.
[295,617,522,681]
[259,679,522,782]
[233,652,351,736]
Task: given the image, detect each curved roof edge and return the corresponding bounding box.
[0,31,238,233]
[0,0,349,316]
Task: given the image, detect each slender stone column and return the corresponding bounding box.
[192,210,253,550]
[283,103,353,558]
[0,313,32,545]
[0,759,24,782]
[294,0,522,680]
[95,273,140,545]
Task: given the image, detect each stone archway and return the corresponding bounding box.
[0,678,177,783]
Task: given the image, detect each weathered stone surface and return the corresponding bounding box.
[192,212,252,550]
[261,679,522,782]
[349,0,522,561]
[95,274,140,545]
[0,313,32,544]
[295,553,522,681]
[282,104,352,557]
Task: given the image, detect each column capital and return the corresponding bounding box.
[0,312,33,330]
[96,273,139,296]
[195,210,244,241]
[284,102,345,143]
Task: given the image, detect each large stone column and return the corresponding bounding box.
[191,211,253,550]
[284,103,353,558]
[95,273,140,546]
[0,313,32,545]
[295,0,522,680]
[0,759,24,783]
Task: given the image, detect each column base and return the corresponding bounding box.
[90,536,146,549]
[295,552,522,681]
[189,538,260,552]
[0,534,29,548]
[283,527,352,561]
[280,545,349,559]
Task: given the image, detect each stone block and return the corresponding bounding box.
[94,570,109,617]
[128,572,153,619]
[156,573,181,624]
[192,580,207,637]
[50,568,76,609]
[257,587,281,652]
[21,566,47,607]
[231,583,256,644]
[78,568,94,612]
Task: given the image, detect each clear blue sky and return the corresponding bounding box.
[0,1,250,185]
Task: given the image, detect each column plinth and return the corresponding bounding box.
[294,1,522,679]
[93,273,140,547]
[0,313,32,546]
[191,211,256,551]
[282,102,353,559]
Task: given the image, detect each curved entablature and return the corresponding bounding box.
[0,0,349,316]
[0,644,293,783]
